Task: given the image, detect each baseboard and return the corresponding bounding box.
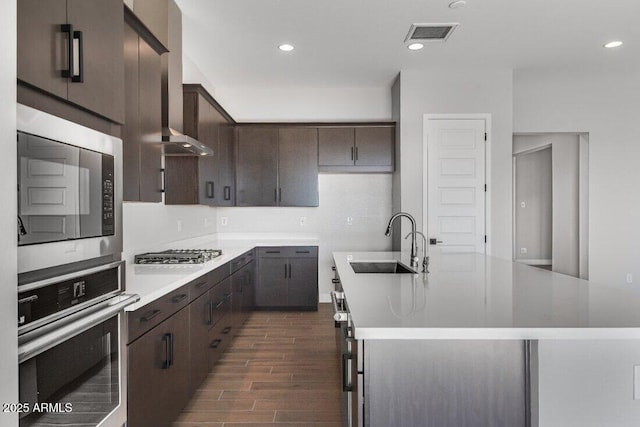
[516,259,552,266]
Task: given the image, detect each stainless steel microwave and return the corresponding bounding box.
[17,104,123,274]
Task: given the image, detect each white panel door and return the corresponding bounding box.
[426,119,486,253]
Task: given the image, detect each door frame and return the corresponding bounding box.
[422,114,492,255]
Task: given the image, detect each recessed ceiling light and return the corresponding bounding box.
[278,44,295,52]
[603,40,623,48]
[449,0,467,9]
[407,43,424,51]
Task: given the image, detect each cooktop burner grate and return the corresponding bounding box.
[134,249,222,264]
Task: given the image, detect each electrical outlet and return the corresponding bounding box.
[520,247,527,254]
[634,366,640,399]
[299,216,307,226]
[221,217,228,226]
[347,216,353,226]
[176,220,183,232]
[627,273,633,284]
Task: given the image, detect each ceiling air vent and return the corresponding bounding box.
[404,23,459,43]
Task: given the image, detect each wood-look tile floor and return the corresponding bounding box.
[173,304,342,427]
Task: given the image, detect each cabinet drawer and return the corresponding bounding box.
[127,286,190,343]
[258,246,318,258]
[188,263,231,303]
[211,278,231,326]
[210,261,231,285]
[230,250,254,273]
[208,314,234,368]
[188,276,212,303]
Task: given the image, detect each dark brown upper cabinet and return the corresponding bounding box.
[17,0,125,124]
[278,128,319,207]
[122,11,166,202]
[164,85,236,206]
[236,127,279,206]
[318,126,395,172]
[130,0,169,48]
[236,127,319,207]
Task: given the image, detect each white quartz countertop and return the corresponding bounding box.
[333,251,640,340]
[125,234,318,311]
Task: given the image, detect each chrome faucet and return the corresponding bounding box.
[405,231,429,273]
[385,212,419,269]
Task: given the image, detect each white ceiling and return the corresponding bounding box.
[175,0,640,88]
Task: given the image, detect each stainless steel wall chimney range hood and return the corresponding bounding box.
[159,2,212,157]
[162,127,213,156]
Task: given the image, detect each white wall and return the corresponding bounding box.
[396,68,514,259]
[0,0,18,424]
[122,202,217,264]
[514,67,640,290]
[214,86,392,122]
[182,53,218,98]
[217,174,393,301]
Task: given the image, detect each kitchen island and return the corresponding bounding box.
[333,250,640,427]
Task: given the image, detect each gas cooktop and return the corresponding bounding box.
[134,249,222,264]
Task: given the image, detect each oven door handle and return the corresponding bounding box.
[331,291,348,322]
[18,293,140,363]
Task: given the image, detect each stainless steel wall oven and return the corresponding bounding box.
[18,261,138,427]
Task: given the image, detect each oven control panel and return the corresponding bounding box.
[18,263,120,331]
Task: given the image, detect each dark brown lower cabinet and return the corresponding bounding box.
[231,260,254,330]
[255,247,318,310]
[128,307,189,427]
[287,257,318,307]
[254,257,288,308]
[189,291,212,395]
[208,278,233,369]
[127,253,258,425]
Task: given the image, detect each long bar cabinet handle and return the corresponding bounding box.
[71,30,83,83]
[18,293,139,363]
[60,24,74,79]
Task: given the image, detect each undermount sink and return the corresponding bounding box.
[350,261,416,274]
